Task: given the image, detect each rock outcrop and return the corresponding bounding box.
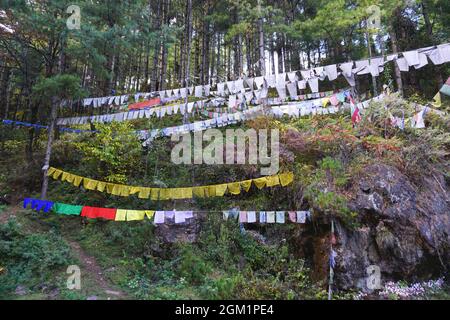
[333,164,450,291]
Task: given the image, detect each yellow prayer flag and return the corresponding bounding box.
[66,173,75,184]
[138,187,151,199]
[97,181,106,192]
[193,186,206,198]
[171,188,192,200]
[106,183,115,194]
[126,210,146,221]
[145,211,155,219]
[150,188,160,201]
[159,188,170,201]
[120,186,131,197]
[129,187,141,195]
[215,184,228,197]
[47,167,56,176]
[115,209,127,222]
[180,188,193,199]
[206,186,216,197]
[266,175,280,187]
[111,184,123,196]
[253,177,267,190]
[279,172,294,187]
[322,98,330,107]
[52,169,63,180]
[433,92,442,108]
[83,178,98,191]
[73,176,83,187]
[240,180,252,192]
[227,182,241,195]
[61,172,69,182]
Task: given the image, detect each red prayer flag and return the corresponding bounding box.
[128,97,161,110]
[351,105,362,124]
[81,206,117,220]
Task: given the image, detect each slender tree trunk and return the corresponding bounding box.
[209,33,216,84]
[258,1,265,76]
[216,33,221,82]
[422,1,434,42]
[41,36,65,200]
[366,31,378,96]
[1,66,11,119]
[160,0,169,91]
[143,40,151,91]
[151,0,162,91]
[183,0,193,123]
[246,34,253,77]
[205,29,211,85]
[390,28,403,96]
[40,96,59,200]
[270,40,275,74]
[4,80,12,120]
[421,1,443,87]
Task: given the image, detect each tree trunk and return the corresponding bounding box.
[366,31,378,96]
[183,0,193,123]
[390,29,403,96]
[421,0,443,87]
[160,0,169,91]
[41,35,65,200]
[246,34,253,77]
[40,96,59,200]
[151,0,162,91]
[258,0,265,76]
[216,33,221,82]
[1,66,11,119]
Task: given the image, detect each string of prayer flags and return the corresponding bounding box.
[222,210,312,224]
[47,167,294,201]
[23,198,195,224]
[2,119,94,134]
[389,105,442,130]
[24,198,313,226]
[74,42,450,113]
[57,97,226,126]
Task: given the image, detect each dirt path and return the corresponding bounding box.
[1,205,129,300]
[67,240,128,300]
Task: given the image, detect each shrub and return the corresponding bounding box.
[177,245,211,285]
[0,219,71,298]
[73,122,142,183]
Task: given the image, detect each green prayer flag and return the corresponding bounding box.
[53,203,83,216]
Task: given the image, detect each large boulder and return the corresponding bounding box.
[334,164,450,291]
